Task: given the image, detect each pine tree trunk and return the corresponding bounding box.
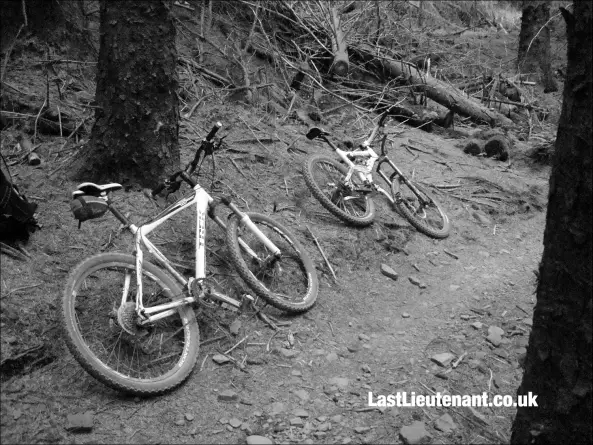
[70,0,180,188]
[511,2,592,443]
[518,0,558,93]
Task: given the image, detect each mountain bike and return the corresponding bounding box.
[302,109,451,238]
[61,122,319,396]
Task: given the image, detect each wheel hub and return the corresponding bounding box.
[117,302,148,337]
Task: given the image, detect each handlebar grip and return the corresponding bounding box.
[151,183,166,197]
[205,122,222,141]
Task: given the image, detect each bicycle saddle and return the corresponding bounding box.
[72,182,123,198]
[306,127,330,140]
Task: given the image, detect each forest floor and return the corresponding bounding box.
[0,10,563,445]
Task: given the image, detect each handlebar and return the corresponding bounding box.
[151,122,223,197]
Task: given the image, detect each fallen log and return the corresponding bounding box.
[352,43,514,128]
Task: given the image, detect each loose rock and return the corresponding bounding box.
[246,435,274,445]
[66,412,94,433]
[431,352,455,367]
[229,418,242,428]
[212,354,231,365]
[399,421,430,445]
[218,390,238,402]
[434,413,456,433]
[381,264,399,281]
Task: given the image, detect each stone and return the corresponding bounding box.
[218,390,238,402]
[293,408,309,418]
[354,426,371,434]
[289,417,304,426]
[359,333,370,341]
[246,436,274,445]
[471,322,483,330]
[449,285,460,291]
[435,372,449,380]
[381,264,399,281]
[185,413,194,421]
[291,370,302,377]
[174,419,185,426]
[229,418,242,428]
[493,348,509,359]
[219,417,229,424]
[486,332,502,347]
[331,415,343,423]
[317,422,331,432]
[402,312,411,318]
[408,276,421,286]
[267,402,285,416]
[361,364,371,373]
[326,352,339,362]
[277,348,299,358]
[230,319,241,335]
[347,343,361,353]
[434,413,456,432]
[522,318,533,326]
[399,421,430,445]
[431,352,455,367]
[212,354,231,365]
[329,377,349,389]
[489,326,505,337]
[293,389,309,401]
[478,251,490,258]
[463,407,489,425]
[460,314,470,320]
[66,411,94,432]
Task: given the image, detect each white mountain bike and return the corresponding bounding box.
[302,109,451,239]
[61,122,319,396]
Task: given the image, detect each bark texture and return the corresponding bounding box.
[70,0,180,188]
[511,2,592,443]
[518,0,558,93]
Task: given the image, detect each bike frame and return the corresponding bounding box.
[319,124,429,207]
[107,183,280,325]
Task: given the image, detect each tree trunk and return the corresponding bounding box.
[511,3,592,444]
[329,6,349,76]
[518,0,558,93]
[352,43,514,127]
[70,0,180,188]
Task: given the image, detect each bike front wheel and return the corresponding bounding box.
[61,253,200,396]
[303,154,375,226]
[391,179,451,239]
[226,213,319,313]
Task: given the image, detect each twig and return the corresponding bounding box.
[266,330,278,352]
[224,336,248,355]
[229,158,247,178]
[327,321,335,336]
[1,24,24,82]
[58,117,88,151]
[199,354,209,371]
[237,116,271,153]
[2,283,42,298]
[443,249,459,260]
[200,335,226,346]
[0,242,29,262]
[452,351,467,368]
[305,225,337,283]
[32,98,47,144]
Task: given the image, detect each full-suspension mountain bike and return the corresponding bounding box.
[61,122,319,396]
[302,109,451,239]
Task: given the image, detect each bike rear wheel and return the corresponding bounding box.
[61,253,200,396]
[391,179,451,239]
[226,213,318,313]
[303,154,375,226]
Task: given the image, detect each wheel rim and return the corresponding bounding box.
[69,263,191,382]
[311,159,370,218]
[397,183,447,232]
[237,220,310,304]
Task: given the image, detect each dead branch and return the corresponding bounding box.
[305,225,337,283]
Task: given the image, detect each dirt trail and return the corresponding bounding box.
[1,118,549,444]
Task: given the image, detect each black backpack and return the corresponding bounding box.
[0,155,38,243]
